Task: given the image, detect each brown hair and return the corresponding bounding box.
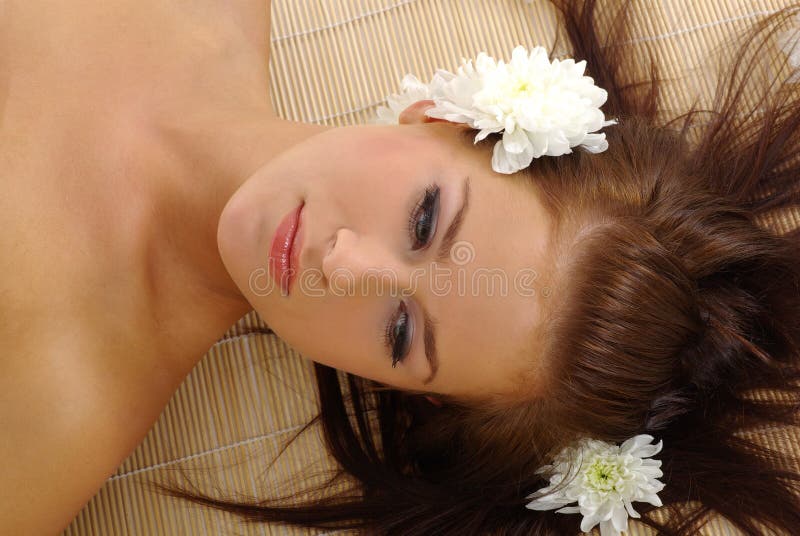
[154,1,800,534]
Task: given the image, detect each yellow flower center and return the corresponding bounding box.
[509,79,539,99]
[585,457,622,492]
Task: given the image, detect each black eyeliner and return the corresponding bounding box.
[406,183,440,250]
[384,182,441,368]
[382,301,401,363]
[383,300,411,368]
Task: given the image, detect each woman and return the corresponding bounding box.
[4,1,800,536]
[165,1,800,534]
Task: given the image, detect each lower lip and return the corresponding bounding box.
[269,201,304,295]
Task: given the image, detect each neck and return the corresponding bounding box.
[141,104,334,378]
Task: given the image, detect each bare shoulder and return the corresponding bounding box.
[0,320,180,534]
[0,222,180,532]
[0,345,122,534]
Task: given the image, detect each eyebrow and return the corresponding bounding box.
[420,176,471,386]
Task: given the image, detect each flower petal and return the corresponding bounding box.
[580,510,603,533]
[525,494,575,511]
[554,506,582,514]
[544,130,572,156]
[581,132,608,152]
[611,504,629,532]
[642,492,664,508]
[618,435,655,456]
[492,137,534,174]
[623,498,641,519]
[502,126,530,154]
[599,518,622,536]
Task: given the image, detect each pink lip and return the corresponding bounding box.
[269,201,304,295]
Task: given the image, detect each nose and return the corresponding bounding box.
[321,228,414,295]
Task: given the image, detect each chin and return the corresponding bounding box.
[217,190,259,293]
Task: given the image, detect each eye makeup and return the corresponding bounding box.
[381,183,441,368]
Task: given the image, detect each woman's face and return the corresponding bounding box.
[217,102,554,401]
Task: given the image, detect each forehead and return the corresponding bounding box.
[420,158,555,398]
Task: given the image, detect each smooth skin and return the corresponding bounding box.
[0,1,553,533]
[217,104,554,401]
[0,1,328,533]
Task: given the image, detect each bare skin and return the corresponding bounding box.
[0,1,331,532]
[0,0,557,532]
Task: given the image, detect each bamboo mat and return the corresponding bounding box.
[63,1,800,535]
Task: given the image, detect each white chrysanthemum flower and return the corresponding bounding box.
[525,434,666,536]
[372,45,618,174]
[777,11,800,83]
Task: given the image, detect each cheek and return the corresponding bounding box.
[318,130,441,204]
[256,297,385,374]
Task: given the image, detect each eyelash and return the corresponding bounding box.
[382,184,441,369]
[407,184,441,251]
[383,300,413,369]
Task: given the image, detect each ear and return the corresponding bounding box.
[399,99,455,125]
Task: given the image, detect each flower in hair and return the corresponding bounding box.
[373,45,618,174]
[525,434,665,536]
